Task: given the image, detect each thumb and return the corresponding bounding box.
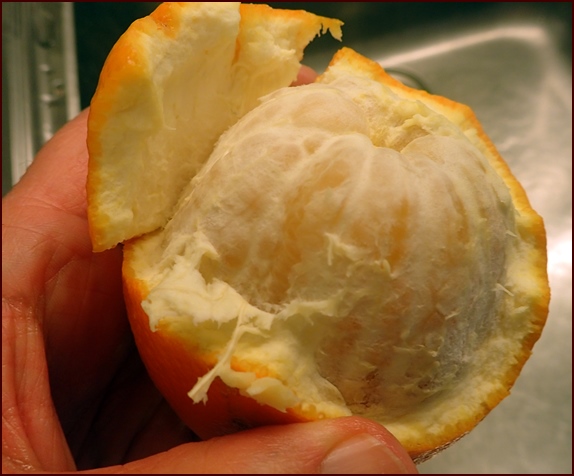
[86,417,418,474]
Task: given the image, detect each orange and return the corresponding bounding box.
[87,2,550,464]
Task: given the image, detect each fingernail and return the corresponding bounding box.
[320,433,414,474]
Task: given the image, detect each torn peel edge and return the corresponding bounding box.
[234,3,343,65]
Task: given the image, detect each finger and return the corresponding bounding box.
[2,107,133,471]
[291,65,319,86]
[83,417,418,474]
[7,108,91,219]
[2,105,130,414]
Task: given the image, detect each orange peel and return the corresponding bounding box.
[87,2,549,463]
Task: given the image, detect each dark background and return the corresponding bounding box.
[74,2,505,108]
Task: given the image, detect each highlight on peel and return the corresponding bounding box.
[87,2,550,464]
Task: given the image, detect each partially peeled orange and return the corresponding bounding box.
[87,2,550,463]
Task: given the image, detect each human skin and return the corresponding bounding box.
[2,68,418,474]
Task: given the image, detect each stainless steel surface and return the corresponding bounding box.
[2,2,80,195]
[304,3,571,474]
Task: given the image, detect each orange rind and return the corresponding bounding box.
[87,2,550,463]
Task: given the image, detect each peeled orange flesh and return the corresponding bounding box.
[87,2,550,464]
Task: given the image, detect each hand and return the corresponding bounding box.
[2,78,418,474]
